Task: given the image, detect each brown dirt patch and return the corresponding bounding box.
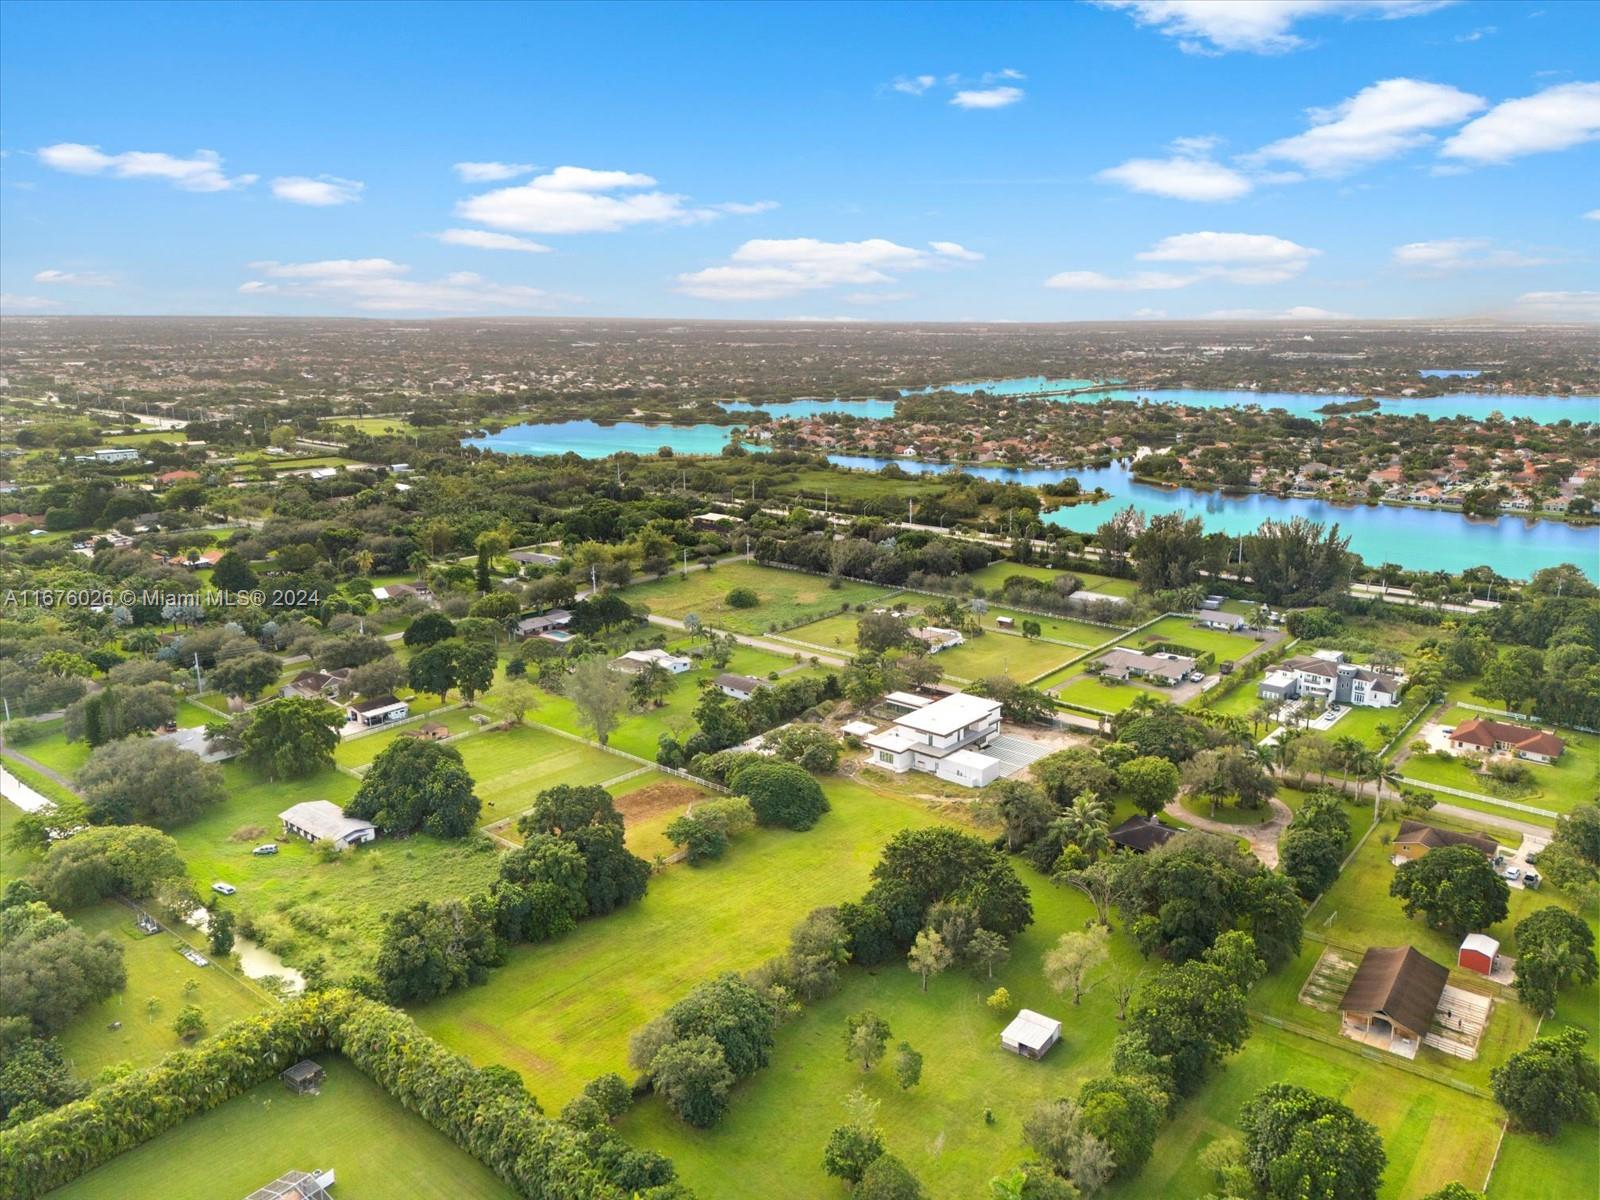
[615,781,704,824]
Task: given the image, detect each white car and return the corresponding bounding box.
[1503,867,1522,883]
[212,881,237,895]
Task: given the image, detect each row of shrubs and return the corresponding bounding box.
[0,989,684,1199]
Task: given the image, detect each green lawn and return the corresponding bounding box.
[413,776,945,1106]
[979,606,1128,648]
[1,796,44,888]
[51,1057,516,1200]
[57,902,268,1078]
[11,723,92,777]
[773,610,875,652]
[966,561,1139,599]
[333,706,481,769]
[1331,703,1415,753]
[1401,707,1599,816]
[1052,672,1178,714]
[620,562,898,634]
[2,751,79,809]
[1117,616,1265,664]
[626,859,1148,1198]
[928,632,1084,684]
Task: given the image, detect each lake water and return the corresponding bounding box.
[724,398,900,420]
[466,419,768,457]
[1420,369,1483,379]
[905,378,1597,425]
[826,455,1599,580]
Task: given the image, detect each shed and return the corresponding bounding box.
[280,1060,326,1095]
[279,801,377,850]
[1338,946,1448,1054]
[841,720,878,738]
[1458,933,1499,977]
[1000,1009,1062,1060]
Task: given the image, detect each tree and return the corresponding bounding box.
[0,1032,85,1125]
[209,549,257,593]
[1118,756,1181,818]
[1023,1098,1115,1195]
[823,1121,886,1184]
[1060,857,1123,929]
[345,737,481,837]
[855,1154,924,1200]
[373,897,499,1003]
[844,1010,892,1072]
[1512,907,1599,1016]
[629,662,675,710]
[1033,747,1118,808]
[1122,954,1252,1096]
[171,1005,207,1043]
[1389,844,1509,936]
[1182,746,1274,813]
[208,908,236,956]
[77,738,225,827]
[450,638,498,701]
[564,656,631,746]
[404,611,456,648]
[1419,1186,1484,1200]
[893,1041,923,1090]
[907,928,953,991]
[239,696,340,780]
[208,653,281,703]
[1244,518,1353,607]
[407,641,459,702]
[730,760,830,830]
[1132,512,1207,591]
[658,972,778,1081]
[1491,1028,1599,1135]
[0,903,126,1033]
[1046,928,1109,1005]
[857,610,912,654]
[31,824,186,909]
[1278,793,1350,901]
[1078,1073,1166,1180]
[989,779,1055,852]
[986,986,1012,1013]
[764,725,842,773]
[649,1033,734,1128]
[1239,1083,1386,1200]
[967,928,1011,980]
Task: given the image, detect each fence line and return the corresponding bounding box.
[1397,777,1557,819]
[1249,1012,1492,1099]
[1453,701,1596,735]
[521,717,732,794]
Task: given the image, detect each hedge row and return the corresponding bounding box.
[0,990,684,1200]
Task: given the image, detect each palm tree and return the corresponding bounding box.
[1332,735,1365,795]
[1055,791,1112,861]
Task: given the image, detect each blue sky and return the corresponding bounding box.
[2,0,1596,321]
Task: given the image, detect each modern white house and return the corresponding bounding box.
[1186,609,1249,631]
[346,695,410,727]
[864,692,1004,788]
[609,647,692,675]
[279,801,377,851]
[1258,650,1401,709]
[1000,1009,1062,1060]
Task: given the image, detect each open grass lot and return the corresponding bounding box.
[1330,702,1416,752]
[169,763,501,979]
[10,721,92,777]
[1052,672,1177,713]
[413,777,945,1106]
[929,631,1084,684]
[1117,616,1265,664]
[58,902,267,1077]
[966,561,1139,599]
[773,610,873,652]
[1130,1021,1506,1200]
[3,751,79,809]
[610,772,718,861]
[980,606,1127,647]
[0,796,43,888]
[453,722,634,822]
[322,414,421,436]
[51,1056,517,1200]
[1401,706,1598,816]
[333,706,480,769]
[625,861,1149,1198]
[620,561,898,634]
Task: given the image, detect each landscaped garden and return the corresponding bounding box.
[1116,616,1265,664]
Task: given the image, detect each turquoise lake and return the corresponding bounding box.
[465,419,767,457]
[827,455,1599,581]
[724,398,900,420]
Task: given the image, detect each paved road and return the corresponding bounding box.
[1165,795,1293,869]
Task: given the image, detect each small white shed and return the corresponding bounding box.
[935,748,1003,789]
[1001,1009,1062,1060]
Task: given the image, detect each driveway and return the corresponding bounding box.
[1164,795,1293,869]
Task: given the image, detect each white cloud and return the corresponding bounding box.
[710,200,780,215]
[929,241,983,261]
[1250,78,1485,174]
[891,75,937,95]
[1137,231,1319,282]
[456,165,712,234]
[1507,290,1600,322]
[36,142,256,191]
[1097,1,1452,55]
[453,161,536,182]
[950,85,1024,109]
[1585,208,1600,220]
[1204,305,1353,319]
[240,258,549,313]
[1045,270,1196,291]
[0,293,62,312]
[1440,81,1600,164]
[676,238,977,300]
[271,175,364,206]
[432,229,552,253]
[32,268,114,286]
[1391,238,1547,271]
[1097,152,1253,201]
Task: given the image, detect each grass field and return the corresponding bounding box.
[980,606,1127,647]
[333,706,481,769]
[1117,616,1264,664]
[1,796,43,888]
[58,902,268,1078]
[10,723,92,777]
[51,1057,516,1200]
[1052,673,1176,713]
[620,561,897,634]
[1401,707,1598,816]
[965,561,1140,599]
[927,631,1084,684]
[452,723,635,822]
[413,776,945,1106]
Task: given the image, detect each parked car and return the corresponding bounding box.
[1524,851,1540,866]
[211,881,237,895]
[1502,867,1522,883]
[1523,872,1541,890]
[252,843,279,856]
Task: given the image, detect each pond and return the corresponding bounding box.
[465,419,767,458]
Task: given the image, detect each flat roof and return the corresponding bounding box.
[1460,933,1499,956]
[945,748,1000,769]
[865,728,918,753]
[893,692,1002,737]
[883,690,932,709]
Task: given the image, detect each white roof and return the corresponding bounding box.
[280,800,376,843]
[619,648,687,666]
[1460,933,1499,957]
[865,728,918,754]
[945,749,1000,770]
[1001,1009,1062,1050]
[884,690,932,709]
[841,720,878,737]
[893,692,1002,737]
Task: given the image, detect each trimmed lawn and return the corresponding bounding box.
[1117,616,1264,664]
[52,1057,516,1200]
[453,723,635,821]
[626,861,1148,1198]
[967,561,1139,599]
[413,777,946,1106]
[2,752,79,808]
[57,902,267,1078]
[1053,673,1177,714]
[620,562,897,634]
[334,707,481,769]
[0,796,44,888]
[774,610,873,652]
[1402,707,1599,816]
[980,606,1128,648]
[929,632,1083,684]
[1330,703,1415,753]
[13,724,92,777]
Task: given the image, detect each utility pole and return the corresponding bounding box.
[192,652,204,695]
[590,564,598,594]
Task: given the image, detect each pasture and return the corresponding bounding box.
[1116,616,1264,664]
[619,561,897,634]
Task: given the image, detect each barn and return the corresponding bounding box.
[1458,933,1499,976]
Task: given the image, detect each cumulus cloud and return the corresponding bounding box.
[676,238,978,300]
[1097,143,1253,201]
[1047,231,1320,291]
[453,161,536,182]
[1096,1,1452,56]
[1249,78,1485,175]
[271,175,364,206]
[33,268,114,286]
[1044,270,1197,291]
[950,85,1024,109]
[455,165,763,234]
[1439,81,1600,164]
[239,258,549,313]
[432,229,552,253]
[1585,208,1600,221]
[891,75,937,95]
[1507,290,1600,322]
[36,142,256,191]
[1391,238,1547,271]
